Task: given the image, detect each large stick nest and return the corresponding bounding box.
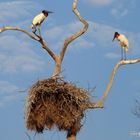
[25,77,94,133]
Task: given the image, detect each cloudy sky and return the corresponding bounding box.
[0,0,140,140]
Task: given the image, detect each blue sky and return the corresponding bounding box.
[0,0,140,140]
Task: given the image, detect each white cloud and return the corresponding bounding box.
[46,27,64,40]
[45,20,140,58]
[66,38,94,53]
[0,81,18,95]
[0,1,36,21]
[46,22,83,40]
[0,95,18,108]
[0,0,47,32]
[111,8,128,19]
[0,35,45,74]
[110,1,134,19]
[46,21,94,51]
[83,0,113,6]
[105,52,120,59]
[88,21,140,56]
[110,0,137,19]
[0,80,19,107]
[88,21,118,47]
[130,131,140,137]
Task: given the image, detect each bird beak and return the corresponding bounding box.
[47,11,53,14]
[112,37,115,42]
[112,35,116,42]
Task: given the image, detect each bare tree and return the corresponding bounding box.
[0,0,88,79]
[1,0,139,108]
[1,0,140,140]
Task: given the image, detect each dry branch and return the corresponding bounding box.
[52,0,89,78]
[24,2,90,140]
[92,58,140,108]
[0,26,56,61]
[25,58,140,140]
[59,0,89,62]
[1,1,140,140]
[0,26,39,41]
[39,39,56,61]
[0,0,89,79]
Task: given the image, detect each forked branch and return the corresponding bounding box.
[0,0,89,78]
[89,58,140,109]
[52,0,89,78]
[59,0,89,62]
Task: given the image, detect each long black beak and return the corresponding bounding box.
[112,37,115,42]
[112,35,116,42]
[47,11,53,14]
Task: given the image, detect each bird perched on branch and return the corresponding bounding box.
[31,10,53,35]
[112,32,129,60]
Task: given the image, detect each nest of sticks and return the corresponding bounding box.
[25,77,94,134]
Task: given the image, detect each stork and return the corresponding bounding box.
[112,32,129,60]
[31,10,53,36]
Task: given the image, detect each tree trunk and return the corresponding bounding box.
[67,135,76,140]
[52,56,62,78]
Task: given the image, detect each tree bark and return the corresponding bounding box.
[52,0,89,78]
[59,0,89,62]
[0,0,89,79]
[0,26,56,61]
[67,135,76,140]
[1,2,140,140]
[88,58,140,109]
[0,26,40,41]
[52,55,62,78]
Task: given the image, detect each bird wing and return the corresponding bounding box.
[118,34,129,47]
[32,13,46,26]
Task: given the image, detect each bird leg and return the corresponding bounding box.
[121,47,124,60]
[31,24,37,34]
[124,51,127,60]
[124,52,126,60]
[38,26,42,37]
[32,28,37,34]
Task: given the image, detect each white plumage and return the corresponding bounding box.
[113,32,129,60]
[31,13,46,29]
[31,10,52,34]
[116,34,129,53]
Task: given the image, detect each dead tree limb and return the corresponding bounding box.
[0,26,39,41]
[59,0,89,62]
[52,0,89,78]
[0,0,88,79]
[62,0,89,139]
[25,132,32,140]
[0,26,56,62]
[88,58,140,109]
[38,38,56,61]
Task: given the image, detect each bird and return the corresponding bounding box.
[112,32,129,60]
[31,10,53,35]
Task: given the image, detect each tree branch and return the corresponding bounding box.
[88,58,140,109]
[0,26,39,41]
[0,26,56,61]
[39,38,56,61]
[25,132,32,140]
[59,0,89,62]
